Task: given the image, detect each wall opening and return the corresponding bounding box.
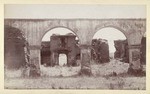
[59,54,67,66]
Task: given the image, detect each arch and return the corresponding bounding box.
[40,26,80,45]
[92,27,127,53]
[91,26,129,63]
[92,26,129,45]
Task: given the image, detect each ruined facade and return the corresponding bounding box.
[41,34,80,67]
[41,37,110,67]
[91,39,110,63]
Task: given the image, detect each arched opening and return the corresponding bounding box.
[92,27,128,63]
[40,27,81,76]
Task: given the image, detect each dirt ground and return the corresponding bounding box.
[4,59,146,90]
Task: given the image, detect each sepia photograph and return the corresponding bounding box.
[4,4,146,90]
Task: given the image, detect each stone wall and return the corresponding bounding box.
[91,39,110,63]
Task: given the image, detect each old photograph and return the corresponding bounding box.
[4,4,146,89]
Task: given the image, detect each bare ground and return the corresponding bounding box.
[4,59,146,90]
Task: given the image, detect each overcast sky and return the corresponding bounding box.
[5,5,145,53]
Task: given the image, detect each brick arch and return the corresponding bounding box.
[39,26,81,45]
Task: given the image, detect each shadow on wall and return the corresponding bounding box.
[4,25,28,69]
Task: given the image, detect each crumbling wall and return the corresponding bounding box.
[4,25,27,69]
[91,39,110,63]
[114,40,129,63]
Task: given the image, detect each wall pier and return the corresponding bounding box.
[28,45,41,77]
[128,45,143,75]
[80,45,92,76]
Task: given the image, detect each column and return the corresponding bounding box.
[28,45,41,77]
[80,45,92,76]
[128,45,143,74]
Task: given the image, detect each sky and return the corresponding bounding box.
[4,5,145,53]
